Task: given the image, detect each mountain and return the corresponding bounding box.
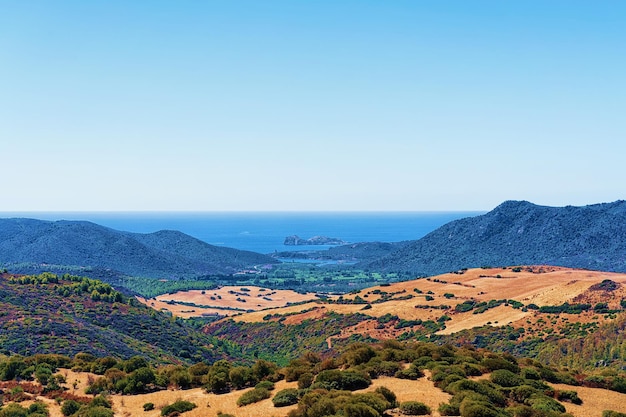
[0,218,278,280]
[362,200,626,275]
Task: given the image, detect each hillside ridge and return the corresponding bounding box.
[0,218,278,280]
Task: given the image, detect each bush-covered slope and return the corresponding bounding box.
[0,218,277,279]
[0,272,231,363]
[364,200,626,275]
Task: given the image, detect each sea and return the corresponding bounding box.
[2,211,483,255]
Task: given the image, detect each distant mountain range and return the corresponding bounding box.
[2,200,625,286]
[363,200,626,275]
[0,218,277,279]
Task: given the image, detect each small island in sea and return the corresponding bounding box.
[284,235,347,246]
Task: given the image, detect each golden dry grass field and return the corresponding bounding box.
[138,286,318,319]
[230,266,626,337]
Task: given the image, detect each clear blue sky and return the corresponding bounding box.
[1,1,624,211]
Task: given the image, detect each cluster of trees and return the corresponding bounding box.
[4,340,626,417]
[9,273,124,304]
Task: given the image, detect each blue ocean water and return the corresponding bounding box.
[2,212,482,254]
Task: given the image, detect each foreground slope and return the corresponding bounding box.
[3,337,626,417]
[0,218,277,279]
[363,200,626,275]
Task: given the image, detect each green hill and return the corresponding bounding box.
[0,272,233,363]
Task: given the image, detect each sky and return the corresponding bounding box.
[1,1,625,212]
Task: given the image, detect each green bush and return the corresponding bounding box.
[160,400,197,416]
[520,368,541,381]
[297,372,314,389]
[603,411,626,417]
[75,406,114,417]
[506,405,534,417]
[399,401,431,415]
[557,390,582,405]
[375,386,398,408]
[510,385,540,403]
[61,400,81,417]
[395,363,424,380]
[459,401,500,417]
[236,387,271,406]
[142,403,154,412]
[0,403,29,417]
[490,369,524,387]
[255,380,275,391]
[272,388,300,407]
[438,403,460,416]
[28,402,49,416]
[313,370,371,391]
[526,394,566,413]
[481,356,520,373]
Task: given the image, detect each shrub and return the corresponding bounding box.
[399,401,431,415]
[255,380,275,391]
[459,401,500,417]
[604,411,626,417]
[143,403,154,411]
[395,363,424,380]
[61,400,81,417]
[481,357,520,373]
[438,403,460,416]
[510,385,540,403]
[272,388,300,407]
[491,369,524,387]
[28,402,49,416]
[160,400,197,416]
[236,387,271,406]
[343,403,379,417]
[298,372,314,389]
[520,368,541,381]
[526,394,566,413]
[375,386,398,408]
[313,370,371,391]
[507,405,534,417]
[75,406,114,417]
[0,403,29,417]
[90,395,111,409]
[557,390,582,405]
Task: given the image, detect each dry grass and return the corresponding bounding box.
[138,286,318,319]
[109,379,299,417]
[551,382,626,416]
[368,371,451,417]
[229,266,626,338]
